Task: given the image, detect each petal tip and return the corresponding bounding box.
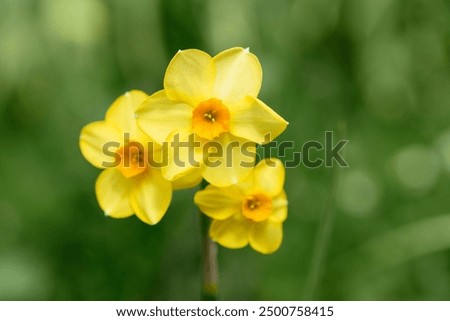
[244,47,250,53]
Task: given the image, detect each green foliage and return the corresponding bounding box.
[0,0,449,300]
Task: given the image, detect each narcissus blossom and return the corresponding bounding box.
[194,158,288,254]
[136,47,288,187]
[79,90,201,225]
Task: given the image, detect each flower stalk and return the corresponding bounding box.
[200,214,218,300]
[199,180,218,300]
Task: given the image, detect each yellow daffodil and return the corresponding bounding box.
[194,158,288,254]
[136,47,288,187]
[79,90,201,225]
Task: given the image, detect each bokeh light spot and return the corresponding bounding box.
[0,252,51,300]
[435,130,450,174]
[393,145,441,192]
[43,0,108,46]
[338,169,380,217]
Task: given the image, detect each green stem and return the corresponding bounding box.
[303,122,346,300]
[199,180,218,300]
[303,167,339,299]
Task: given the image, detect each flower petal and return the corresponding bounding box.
[194,184,244,220]
[136,90,192,144]
[269,190,288,223]
[202,133,256,187]
[230,96,288,143]
[130,170,172,225]
[80,121,121,168]
[171,170,203,190]
[105,90,149,141]
[95,169,133,218]
[213,47,262,103]
[253,158,285,196]
[164,49,215,106]
[249,220,283,254]
[160,130,204,182]
[210,214,250,249]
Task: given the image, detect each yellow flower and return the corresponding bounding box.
[79,90,201,225]
[194,158,288,254]
[136,47,288,187]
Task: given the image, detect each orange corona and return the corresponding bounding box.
[116,142,148,178]
[242,193,273,222]
[192,98,230,140]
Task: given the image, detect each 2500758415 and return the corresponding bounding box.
[259,306,334,317]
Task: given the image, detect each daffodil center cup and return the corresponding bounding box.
[192,98,231,140]
[242,193,273,222]
[116,142,148,178]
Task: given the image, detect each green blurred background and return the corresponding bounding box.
[1,0,450,300]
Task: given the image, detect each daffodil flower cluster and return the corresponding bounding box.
[80,47,289,254]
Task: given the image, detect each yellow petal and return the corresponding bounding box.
[80,121,121,168]
[249,220,283,254]
[171,170,203,190]
[105,90,149,141]
[194,184,244,220]
[160,130,204,181]
[202,133,256,187]
[213,47,262,104]
[164,49,215,106]
[252,158,285,196]
[95,168,133,218]
[130,170,172,225]
[209,214,250,249]
[230,96,288,143]
[269,190,288,223]
[136,90,192,144]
